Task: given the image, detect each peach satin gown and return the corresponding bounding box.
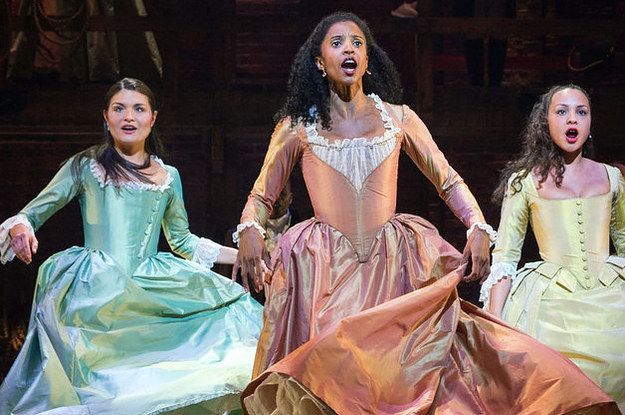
[240,94,617,414]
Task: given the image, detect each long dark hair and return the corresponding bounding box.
[492,84,593,204]
[275,11,403,130]
[71,78,166,187]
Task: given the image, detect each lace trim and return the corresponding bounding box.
[192,237,221,270]
[0,214,34,265]
[232,221,266,246]
[305,93,400,192]
[479,261,517,308]
[466,222,498,245]
[89,156,173,192]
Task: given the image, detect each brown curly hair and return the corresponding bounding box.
[492,84,593,204]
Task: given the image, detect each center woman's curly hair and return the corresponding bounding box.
[275,11,403,130]
[492,84,593,204]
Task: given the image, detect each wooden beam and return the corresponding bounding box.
[10,16,625,38]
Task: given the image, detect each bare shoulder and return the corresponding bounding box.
[582,158,610,177]
[385,102,404,116]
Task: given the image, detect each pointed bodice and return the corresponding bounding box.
[301,94,402,262]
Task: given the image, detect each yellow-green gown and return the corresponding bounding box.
[485,165,625,408]
[0,157,262,415]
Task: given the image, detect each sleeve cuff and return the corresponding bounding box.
[232,221,266,246]
[191,237,222,270]
[466,222,498,246]
[479,261,517,309]
[1,214,34,265]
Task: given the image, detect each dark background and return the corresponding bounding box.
[1,0,625,380]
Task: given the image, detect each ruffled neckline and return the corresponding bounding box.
[305,93,400,148]
[89,156,173,192]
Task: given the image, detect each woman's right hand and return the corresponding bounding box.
[10,224,38,264]
[231,227,269,292]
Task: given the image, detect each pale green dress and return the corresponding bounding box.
[482,164,625,407]
[0,157,262,415]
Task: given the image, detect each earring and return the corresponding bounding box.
[588,133,593,140]
[366,69,372,75]
[320,67,326,78]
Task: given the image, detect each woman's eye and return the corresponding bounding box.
[331,40,341,47]
[354,40,363,47]
[136,107,144,112]
[578,109,588,116]
[556,109,566,115]
[113,106,123,112]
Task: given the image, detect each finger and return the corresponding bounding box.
[231,259,240,281]
[461,244,471,265]
[463,271,478,282]
[240,271,250,292]
[31,235,39,254]
[473,255,489,280]
[480,265,491,283]
[13,238,31,264]
[22,243,32,263]
[253,259,265,292]
[259,260,270,288]
[16,248,30,264]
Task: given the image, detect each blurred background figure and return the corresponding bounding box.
[391,1,418,18]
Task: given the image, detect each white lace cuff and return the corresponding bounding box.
[192,237,221,270]
[466,222,497,246]
[232,221,266,246]
[479,261,517,308]
[1,214,34,265]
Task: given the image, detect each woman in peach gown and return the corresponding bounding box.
[233,12,618,414]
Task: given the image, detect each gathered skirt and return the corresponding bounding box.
[244,214,617,414]
[504,260,625,409]
[0,247,263,415]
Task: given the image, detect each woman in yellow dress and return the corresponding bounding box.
[483,84,625,409]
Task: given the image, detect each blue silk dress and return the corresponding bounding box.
[0,157,262,415]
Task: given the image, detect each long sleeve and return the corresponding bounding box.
[1,159,80,264]
[400,105,484,228]
[162,168,221,269]
[491,173,531,267]
[479,172,530,304]
[610,167,625,256]
[239,119,304,228]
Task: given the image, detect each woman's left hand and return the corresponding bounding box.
[461,228,490,282]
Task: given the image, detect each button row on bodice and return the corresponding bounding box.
[576,200,592,289]
[137,192,163,259]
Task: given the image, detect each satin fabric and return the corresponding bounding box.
[240,99,617,413]
[245,269,617,415]
[0,159,262,414]
[495,168,625,407]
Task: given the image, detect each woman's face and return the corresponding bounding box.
[103,89,157,150]
[316,20,368,86]
[547,88,591,154]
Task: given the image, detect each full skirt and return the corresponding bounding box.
[0,247,263,415]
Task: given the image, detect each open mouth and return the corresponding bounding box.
[341,58,357,75]
[121,125,137,134]
[565,128,578,143]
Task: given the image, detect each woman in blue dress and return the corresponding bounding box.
[0,78,262,415]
